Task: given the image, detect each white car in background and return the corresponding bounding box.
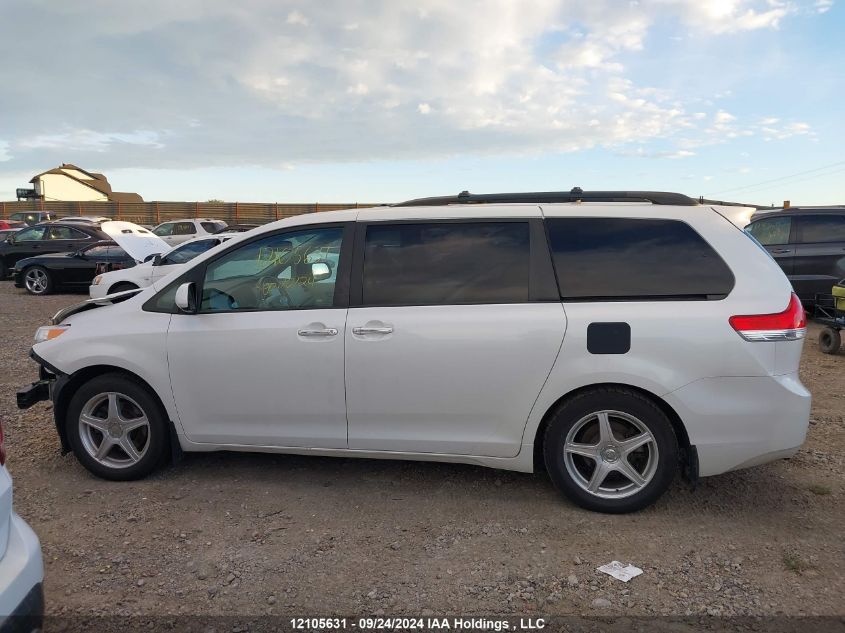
[151,218,228,246]
[90,233,240,299]
[0,422,44,628]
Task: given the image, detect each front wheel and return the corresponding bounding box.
[543,387,678,513]
[65,373,169,480]
[23,266,53,295]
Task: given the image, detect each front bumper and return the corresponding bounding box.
[0,513,44,626]
[16,352,61,410]
[11,270,22,289]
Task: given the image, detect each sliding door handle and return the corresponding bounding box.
[298,327,338,337]
[352,326,393,335]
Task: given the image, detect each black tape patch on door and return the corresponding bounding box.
[587,322,631,354]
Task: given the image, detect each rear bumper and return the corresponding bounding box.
[0,513,44,624]
[664,372,811,477]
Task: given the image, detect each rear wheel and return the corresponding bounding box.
[23,266,53,295]
[543,387,678,513]
[819,327,841,355]
[65,374,169,480]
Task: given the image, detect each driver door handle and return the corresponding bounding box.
[352,326,393,335]
[298,327,338,337]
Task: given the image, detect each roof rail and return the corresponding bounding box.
[393,187,698,207]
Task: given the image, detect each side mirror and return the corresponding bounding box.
[174,282,196,313]
[152,254,163,266]
[4,236,13,244]
[311,261,332,282]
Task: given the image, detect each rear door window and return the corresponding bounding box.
[746,216,792,246]
[795,214,845,244]
[362,222,530,306]
[174,222,197,235]
[545,218,734,300]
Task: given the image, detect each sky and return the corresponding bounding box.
[0,0,842,206]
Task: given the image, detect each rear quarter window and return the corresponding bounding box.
[546,218,734,300]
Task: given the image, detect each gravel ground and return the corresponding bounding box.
[1,283,843,619]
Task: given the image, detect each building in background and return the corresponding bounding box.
[18,164,142,202]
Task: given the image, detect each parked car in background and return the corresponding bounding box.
[90,233,240,299]
[0,220,25,231]
[8,212,56,226]
[61,216,112,225]
[0,422,44,628]
[20,189,810,514]
[0,229,20,243]
[14,241,136,296]
[151,218,227,246]
[746,206,845,304]
[0,222,109,280]
[215,223,259,234]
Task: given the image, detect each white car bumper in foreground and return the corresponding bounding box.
[0,512,43,630]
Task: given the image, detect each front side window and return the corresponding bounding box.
[746,217,792,246]
[362,222,530,306]
[13,227,45,241]
[797,215,845,244]
[162,239,219,265]
[200,227,343,312]
[546,218,735,300]
[153,223,174,236]
[47,226,89,240]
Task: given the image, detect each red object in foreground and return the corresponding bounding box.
[730,293,806,341]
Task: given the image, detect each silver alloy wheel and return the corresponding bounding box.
[78,392,151,469]
[563,410,659,499]
[24,268,49,294]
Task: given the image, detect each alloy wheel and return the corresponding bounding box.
[563,410,659,499]
[24,268,49,294]
[78,392,151,469]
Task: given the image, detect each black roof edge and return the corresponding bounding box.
[392,188,698,207]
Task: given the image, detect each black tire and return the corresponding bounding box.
[65,373,170,480]
[0,260,7,280]
[108,282,139,303]
[22,265,53,295]
[543,387,678,513]
[819,327,841,355]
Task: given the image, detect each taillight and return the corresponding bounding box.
[0,420,5,466]
[729,293,806,342]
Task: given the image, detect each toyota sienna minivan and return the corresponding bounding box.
[18,189,811,513]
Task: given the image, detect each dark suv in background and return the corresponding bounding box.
[746,207,845,303]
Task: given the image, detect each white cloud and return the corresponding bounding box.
[0,0,814,172]
[0,141,10,162]
[286,10,309,26]
[814,0,834,13]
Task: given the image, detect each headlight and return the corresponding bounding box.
[34,325,69,344]
[92,275,102,285]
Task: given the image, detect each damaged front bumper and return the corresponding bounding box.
[16,351,63,411]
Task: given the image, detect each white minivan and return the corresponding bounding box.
[17,190,811,513]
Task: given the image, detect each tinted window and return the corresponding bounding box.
[46,226,89,240]
[174,222,196,235]
[746,216,791,246]
[13,227,45,241]
[84,245,112,258]
[797,215,845,244]
[153,223,174,236]
[201,221,226,233]
[163,239,219,265]
[201,227,343,312]
[546,218,734,300]
[362,222,530,306]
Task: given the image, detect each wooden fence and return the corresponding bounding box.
[0,200,381,227]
